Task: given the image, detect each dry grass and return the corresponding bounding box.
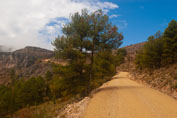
[11,96,79,118]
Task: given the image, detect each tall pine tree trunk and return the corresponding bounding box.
[88,43,94,94]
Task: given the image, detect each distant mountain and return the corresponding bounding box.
[0,46,55,84]
[14,46,54,59]
[0,46,54,68]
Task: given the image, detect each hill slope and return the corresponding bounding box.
[117,42,177,98]
[0,46,54,84]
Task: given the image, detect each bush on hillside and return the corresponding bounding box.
[135,20,177,69]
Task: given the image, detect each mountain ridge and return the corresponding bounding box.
[0,46,54,84]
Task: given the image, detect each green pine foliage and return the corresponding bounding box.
[94,51,117,77]
[116,48,127,66]
[135,20,177,69]
[0,85,12,116]
[52,9,123,94]
[0,76,47,117]
[162,20,177,64]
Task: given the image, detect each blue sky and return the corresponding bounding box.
[106,0,177,47]
[0,0,177,50]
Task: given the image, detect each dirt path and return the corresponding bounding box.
[84,72,177,118]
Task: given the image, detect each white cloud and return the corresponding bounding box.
[110,14,121,18]
[0,0,118,50]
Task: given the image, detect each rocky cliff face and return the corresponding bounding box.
[0,46,54,84]
[0,46,54,69]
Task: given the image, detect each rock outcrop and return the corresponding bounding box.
[0,46,54,68]
[0,46,54,84]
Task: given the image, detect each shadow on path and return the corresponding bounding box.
[93,86,143,94]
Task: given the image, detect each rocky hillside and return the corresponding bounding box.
[123,42,145,62]
[0,46,55,84]
[117,42,177,99]
[0,46,54,68]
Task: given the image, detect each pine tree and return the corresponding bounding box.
[52,9,123,94]
[162,20,177,64]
